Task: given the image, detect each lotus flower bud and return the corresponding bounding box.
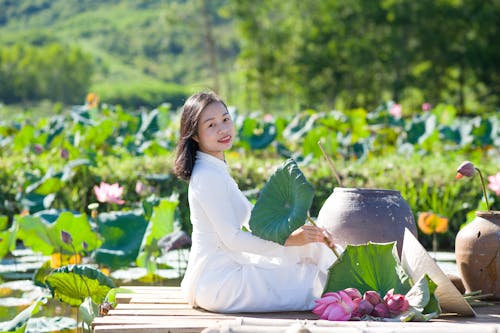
[33,144,43,154]
[383,289,409,316]
[343,288,362,301]
[60,148,69,159]
[456,161,475,179]
[351,298,374,318]
[363,290,382,306]
[60,230,73,245]
[372,301,390,318]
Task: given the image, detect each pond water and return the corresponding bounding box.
[0,248,187,332]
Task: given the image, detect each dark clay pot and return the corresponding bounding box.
[317,187,417,257]
[455,210,500,300]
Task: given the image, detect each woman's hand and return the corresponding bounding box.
[284,225,335,247]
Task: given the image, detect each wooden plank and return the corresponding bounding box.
[127,297,188,304]
[115,303,193,310]
[108,308,220,316]
[93,315,234,325]
[93,319,235,333]
[115,293,185,304]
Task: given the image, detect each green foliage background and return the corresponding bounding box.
[0,0,498,113]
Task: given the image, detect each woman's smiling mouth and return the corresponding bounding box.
[218,135,232,144]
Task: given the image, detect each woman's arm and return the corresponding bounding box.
[193,171,288,257]
[194,169,330,256]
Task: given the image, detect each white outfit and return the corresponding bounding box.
[181,151,339,313]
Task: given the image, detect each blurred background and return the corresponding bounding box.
[0,0,498,114]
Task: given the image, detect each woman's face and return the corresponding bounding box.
[193,101,234,160]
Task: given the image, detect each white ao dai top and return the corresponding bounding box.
[181,151,338,312]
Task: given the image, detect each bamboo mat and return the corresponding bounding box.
[92,286,500,333]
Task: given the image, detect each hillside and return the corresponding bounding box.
[0,0,239,106]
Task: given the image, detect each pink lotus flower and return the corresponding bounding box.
[488,172,500,196]
[422,102,431,111]
[94,182,125,204]
[383,289,409,316]
[263,113,274,123]
[313,291,356,321]
[389,103,402,119]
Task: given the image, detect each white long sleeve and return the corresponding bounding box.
[190,164,287,258]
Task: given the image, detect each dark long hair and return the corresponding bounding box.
[174,91,227,181]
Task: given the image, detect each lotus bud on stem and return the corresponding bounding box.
[307,215,341,261]
[456,161,491,211]
[475,167,491,211]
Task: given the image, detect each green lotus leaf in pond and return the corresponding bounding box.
[238,116,276,150]
[17,212,101,255]
[0,297,44,332]
[0,219,17,260]
[94,210,148,269]
[45,264,115,307]
[249,159,315,245]
[136,197,179,273]
[324,242,412,296]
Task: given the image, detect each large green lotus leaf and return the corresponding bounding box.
[94,211,148,269]
[20,192,55,214]
[136,197,178,272]
[249,159,315,245]
[12,124,36,152]
[0,220,17,259]
[0,215,8,230]
[45,264,116,307]
[17,212,101,255]
[238,117,276,150]
[324,242,412,295]
[136,109,159,141]
[0,298,44,332]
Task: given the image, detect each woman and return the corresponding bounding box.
[174,91,340,313]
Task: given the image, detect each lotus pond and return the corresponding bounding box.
[0,246,188,332]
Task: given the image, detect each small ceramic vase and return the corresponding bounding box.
[455,210,500,299]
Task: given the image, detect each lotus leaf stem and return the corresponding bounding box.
[475,167,491,210]
[307,215,341,261]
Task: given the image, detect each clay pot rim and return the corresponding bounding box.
[333,187,401,196]
[475,210,500,218]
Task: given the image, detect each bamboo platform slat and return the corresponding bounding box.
[92,286,500,333]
